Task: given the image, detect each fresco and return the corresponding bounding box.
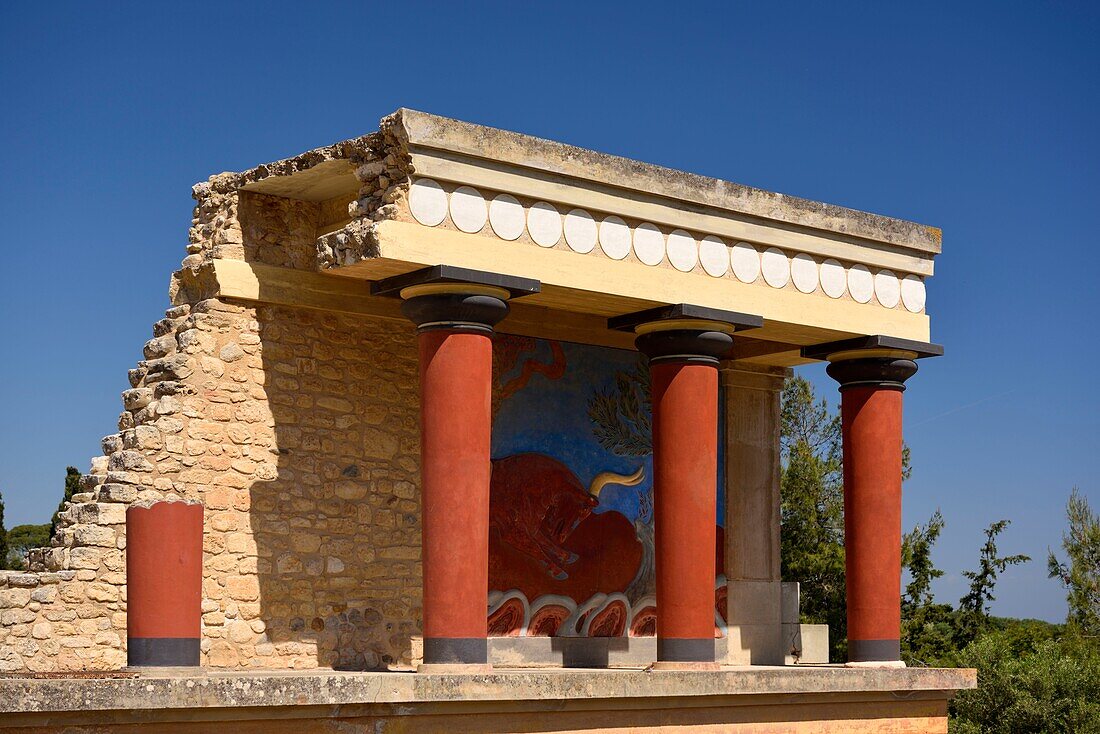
[488,335,726,638]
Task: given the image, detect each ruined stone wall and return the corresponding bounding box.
[0,297,424,672]
[0,135,430,671]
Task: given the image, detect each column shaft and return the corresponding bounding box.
[841,385,904,663]
[652,361,718,663]
[418,329,492,665]
[127,501,204,667]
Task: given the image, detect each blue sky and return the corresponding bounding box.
[0,2,1096,622]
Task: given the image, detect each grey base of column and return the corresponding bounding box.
[657,638,716,663]
[127,638,200,667]
[423,637,488,665]
[848,638,901,663]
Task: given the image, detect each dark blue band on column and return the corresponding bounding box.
[424,637,488,665]
[128,637,200,667]
[657,638,716,662]
[848,638,901,662]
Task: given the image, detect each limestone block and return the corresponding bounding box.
[72,525,117,548]
[101,434,123,455]
[31,586,57,604]
[144,335,177,360]
[97,484,138,503]
[7,575,39,588]
[225,576,260,602]
[0,646,23,672]
[0,588,33,608]
[108,451,154,473]
[122,388,154,411]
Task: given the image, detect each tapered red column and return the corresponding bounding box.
[407,289,507,669]
[834,366,910,664]
[127,501,203,667]
[804,335,941,665]
[376,265,539,671]
[613,304,761,669]
[649,354,722,666]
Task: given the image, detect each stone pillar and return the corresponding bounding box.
[805,336,940,665]
[721,362,789,665]
[375,265,539,671]
[126,501,204,667]
[611,304,761,669]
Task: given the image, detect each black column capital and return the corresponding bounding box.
[372,265,540,335]
[826,357,918,392]
[608,303,762,367]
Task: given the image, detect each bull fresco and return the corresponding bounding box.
[488,335,726,637]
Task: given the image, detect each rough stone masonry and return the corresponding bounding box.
[1,119,427,673]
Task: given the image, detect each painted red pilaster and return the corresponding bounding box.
[841,386,904,663]
[651,361,719,664]
[418,329,492,664]
[126,501,203,666]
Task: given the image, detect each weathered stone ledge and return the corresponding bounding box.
[1,666,975,714]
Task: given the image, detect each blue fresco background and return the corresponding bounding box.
[491,338,724,527]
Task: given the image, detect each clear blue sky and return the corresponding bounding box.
[1,3,1096,622]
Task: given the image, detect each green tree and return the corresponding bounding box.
[49,466,82,537]
[903,509,945,610]
[900,510,956,666]
[951,630,1100,733]
[779,376,847,660]
[5,523,51,569]
[0,490,9,571]
[1048,488,1100,636]
[958,520,1031,645]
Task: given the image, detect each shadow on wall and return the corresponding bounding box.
[248,303,423,670]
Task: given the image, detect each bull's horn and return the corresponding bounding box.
[589,467,645,498]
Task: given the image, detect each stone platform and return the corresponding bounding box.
[1,665,975,733]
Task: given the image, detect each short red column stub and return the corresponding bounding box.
[126,501,203,666]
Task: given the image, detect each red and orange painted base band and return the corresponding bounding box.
[126,501,203,667]
[651,360,719,663]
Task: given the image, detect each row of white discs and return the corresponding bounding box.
[409,179,926,313]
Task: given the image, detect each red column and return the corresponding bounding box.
[651,360,719,666]
[828,356,917,663]
[418,328,493,667]
[398,284,512,669]
[631,322,736,668]
[127,501,203,667]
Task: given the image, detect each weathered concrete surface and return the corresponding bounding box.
[1,666,975,714]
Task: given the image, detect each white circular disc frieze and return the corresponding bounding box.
[901,275,926,313]
[699,236,728,277]
[761,248,790,288]
[564,209,598,253]
[527,201,562,247]
[409,178,448,226]
[633,223,665,266]
[488,194,525,240]
[874,270,901,308]
[847,264,873,303]
[820,259,846,298]
[599,216,631,260]
[449,186,487,233]
[730,243,760,283]
[666,229,698,272]
[791,253,819,293]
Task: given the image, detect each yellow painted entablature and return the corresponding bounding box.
[212,108,941,366]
